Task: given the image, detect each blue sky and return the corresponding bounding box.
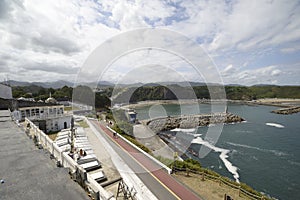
[0,0,299,85]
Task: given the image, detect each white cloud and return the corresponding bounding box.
[223,64,234,73]
[0,0,299,85]
[280,44,300,54]
[222,65,285,85]
[167,0,300,53]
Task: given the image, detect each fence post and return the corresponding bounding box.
[201,172,205,181]
[61,151,64,166]
[219,177,222,186]
[51,142,54,156]
[186,168,190,177]
[238,186,241,197]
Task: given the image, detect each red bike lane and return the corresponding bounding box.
[96,122,201,200]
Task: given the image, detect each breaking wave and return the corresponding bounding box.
[227,142,288,157]
[288,160,300,167]
[192,137,240,183]
[266,123,285,128]
[170,128,196,133]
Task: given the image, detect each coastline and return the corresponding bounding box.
[116,99,293,199]
[122,98,300,109]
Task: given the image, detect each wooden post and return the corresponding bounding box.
[201,172,205,181]
[238,186,241,197]
[186,168,190,177]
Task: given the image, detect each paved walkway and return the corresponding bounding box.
[84,127,121,193]
[0,110,89,200]
[87,119,158,200]
[90,119,201,200]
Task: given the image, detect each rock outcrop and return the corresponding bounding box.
[143,112,245,133]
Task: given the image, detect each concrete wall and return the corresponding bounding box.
[0,84,12,99]
[24,118,114,200]
[45,115,72,133]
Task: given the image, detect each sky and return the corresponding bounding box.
[0,0,300,86]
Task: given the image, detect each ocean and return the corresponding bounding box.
[134,103,300,200]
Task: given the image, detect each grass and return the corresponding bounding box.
[47,131,59,141]
[64,106,80,111]
[156,156,271,200]
[77,120,89,128]
[111,124,152,154]
[174,171,248,200]
[64,106,73,111]
[122,134,152,154]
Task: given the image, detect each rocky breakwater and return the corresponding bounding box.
[144,112,245,133]
[271,106,300,115]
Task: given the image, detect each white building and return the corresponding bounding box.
[12,105,72,133]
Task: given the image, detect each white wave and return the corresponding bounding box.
[227,142,288,156]
[192,137,240,183]
[193,134,202,138]
[170,128,196,133]
[288,160,300,167]
[180,131,202,137]
[266,122,284,128]
[252,156,258,161]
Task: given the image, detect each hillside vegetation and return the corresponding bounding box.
[114,85,300,102]
[11,84,300,107]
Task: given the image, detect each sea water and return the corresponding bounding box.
[134,103,300,200]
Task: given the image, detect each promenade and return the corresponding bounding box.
[88,119,201,200]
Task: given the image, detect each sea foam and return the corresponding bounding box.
[227,142,288,157]
[170,128,196,133]
[266,123,285,128]
[192,137,240,183]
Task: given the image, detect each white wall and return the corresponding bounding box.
[46,115,72,132]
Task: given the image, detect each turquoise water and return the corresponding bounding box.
[135,103,300,200]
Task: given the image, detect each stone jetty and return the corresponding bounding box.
[271,106,300,115]
[142,112,245,133]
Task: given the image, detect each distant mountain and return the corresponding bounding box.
[4,80,74,89]
[5,80,31,87]
[33,80,74,89]
[97,81,115,87]
[3,80,239,89]
[251,84,277,87]
[112,81,218,88]
[226,84,244,86]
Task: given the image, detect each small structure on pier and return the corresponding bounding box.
[125,109,137,123]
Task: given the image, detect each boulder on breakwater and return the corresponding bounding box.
[143,112,245,133]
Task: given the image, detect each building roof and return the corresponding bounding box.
[0,110,90,200]
[45,97,57,104]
